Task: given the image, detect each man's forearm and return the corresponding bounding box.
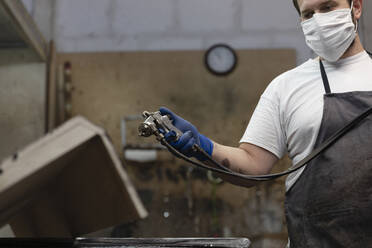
[212,142,273,174]
[204,141,278,187]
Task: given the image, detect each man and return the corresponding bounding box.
[160,0,372,246]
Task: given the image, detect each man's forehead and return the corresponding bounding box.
[298,0,344,10]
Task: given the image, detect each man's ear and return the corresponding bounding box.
[353,0,363,20]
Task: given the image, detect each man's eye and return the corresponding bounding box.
[321,6,332,12]
[303,12,314,19]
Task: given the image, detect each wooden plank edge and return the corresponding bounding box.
[0,0,48,61]
[46,40,57,132]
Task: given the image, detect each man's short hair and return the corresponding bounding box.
[292,0,352,14]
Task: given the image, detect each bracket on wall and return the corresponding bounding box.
[121,115,166,163]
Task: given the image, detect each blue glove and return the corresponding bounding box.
[159,107,213,161]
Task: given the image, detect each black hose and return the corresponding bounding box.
[160,105,372,182]
[193,145,234,173]
[161,138,281,181]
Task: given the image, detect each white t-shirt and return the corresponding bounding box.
[240,51,372,190]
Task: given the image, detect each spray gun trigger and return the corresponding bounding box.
[165,130,178,142]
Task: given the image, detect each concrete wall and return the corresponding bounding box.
[21,0,55,42]
[360,1,372,51]
[52,0,311,64]
[22,0,372,64]
[0,50,46,162]
[0,51,46,237]
[0,1,48,238]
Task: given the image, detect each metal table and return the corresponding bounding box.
[0,238,251,248]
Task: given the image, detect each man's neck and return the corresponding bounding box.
[339,35,365,60]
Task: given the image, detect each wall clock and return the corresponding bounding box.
[204,44,238,76]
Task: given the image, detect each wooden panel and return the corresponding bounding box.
[0,117,147,237]
[58,50,296,154]
[57,50,295,241]
[46,41,57,132]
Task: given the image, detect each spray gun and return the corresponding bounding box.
[138,111,183,141]
[137,109,330,183]
[138,110,271,182]
[138,110,231,171]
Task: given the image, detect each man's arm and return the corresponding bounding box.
[207,142,279,187]
[158,107,279,187]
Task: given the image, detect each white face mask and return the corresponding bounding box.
[301,2,357,62]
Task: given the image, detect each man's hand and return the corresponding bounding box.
[159,107,213,161]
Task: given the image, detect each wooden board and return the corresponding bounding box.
[0,117,147,237]
[46,41,57,132]
[57,50,296,242]
[58,50,296,155]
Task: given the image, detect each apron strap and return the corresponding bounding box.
[320,51,372,94]
[319,59,331,94]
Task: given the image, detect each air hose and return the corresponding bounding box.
[160,105,372,182]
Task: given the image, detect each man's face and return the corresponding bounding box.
[297,0,351,21]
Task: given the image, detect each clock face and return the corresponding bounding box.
[205,44,237,76]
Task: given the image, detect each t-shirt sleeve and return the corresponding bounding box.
[240,80,287,159]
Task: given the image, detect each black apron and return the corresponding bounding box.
[285,56,372,247]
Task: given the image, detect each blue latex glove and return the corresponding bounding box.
[159,107,213,161]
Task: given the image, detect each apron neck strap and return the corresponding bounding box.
[319,59,331,94]
[319,51,372,94]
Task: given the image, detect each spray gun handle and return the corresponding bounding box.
[138,111,183,141]
[158,114,183,140]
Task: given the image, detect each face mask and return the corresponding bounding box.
[301,2,357,62]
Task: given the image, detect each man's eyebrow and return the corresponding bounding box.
[319,0,338,8]
[300,0,337,15]
[300,8,312,16]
